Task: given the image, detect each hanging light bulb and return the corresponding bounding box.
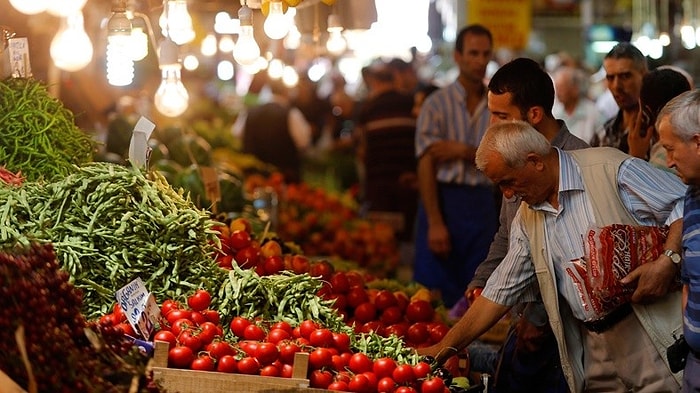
[263,1,290,40]
[8,0,49,15]
[233,4,261,66]
[106,5,134,86]
[154,38,189,117]
[46,0,87,17]
[283,24,301,50]
[129,27,149,61]
[326,14,346,56]
[162,0,195,45]
[50,11,93,72]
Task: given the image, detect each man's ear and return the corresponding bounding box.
[527,106,544,125]
[693,134,700,154]
[526,152,545,170]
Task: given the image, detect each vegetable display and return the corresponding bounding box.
[0,77,94,182]
[0,162,225,319]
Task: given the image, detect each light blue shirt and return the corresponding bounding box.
[482,148,685,321]
[415,81,491,186]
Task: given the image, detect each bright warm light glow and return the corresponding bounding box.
[46,0,87,16]
[659,32,670,46]
[282,65,298,87]
[154,64,189,117]
[217,60,235,80]
[50,12,93,72]
[648,39,663,59]
[163,0,195,45]
[219,36,235,53]
[201,34,218,56]
[307,60,328,82]
[9,0,49,15]
[129,27,149,61]
[214,12,240,34]
[267,58,285,79]
[680,25,696,49]
[283,24,301,50]
[263,1,290,40]
[183,54,199,70]
[326,30,347,56]
[234,25,261,66]
[107,35,134,86]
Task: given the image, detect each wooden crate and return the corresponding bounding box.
[151,341,326,393]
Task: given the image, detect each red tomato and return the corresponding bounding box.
[377,376,396,393]
[278,341,301,364]
[373,290,398,310]
[405,300,434,323]
[421,377,445,393]
[243,324,266,341]
[428,323,450,344]
[168,346,195,368]
[115,322,135,336]
[187,289,212,311]
[346,287,369,308]
[332,332,351,353]
[161,299,180,317]
[309,348,333,370]
[229,229,252,250]
[236,246,261,269]
[230,316,252,338]
[345,271,365,287]
[237,356,261,375]
[362,371,378,392]
[353,302,377,323]
[360,321,385,336]
[380,306,403,325]
[290,254,310,274]
[406,322,430,345]
[267,328,291,344]
[280,363,294,378]
[310,369,334,389]
[331,354,347,371]
[348,374,370,393]
[191,354,216,371]
[263,255,285,275]
[327,381,349,391]
[153,330,177,349]
[309,260,334,281]
[309,328,334,348]
[112,303,126,322]
[391,364,415,384]
[238,340,259,357]
[329,271,351,294]
[170,318,193,335]
[394,292,410,312]
[216,354,238,373]
[206,340,235,359]
[348,352,373,374]
[217,253,234,269]
[412,362,431,379]
[384,323,408,339]
[255,342,280,365]
[260,364,280,377]
[372,357,397,379]
[270,321,292,333]
[189,311,207,326]
[328,293,348,311]
[299,320,319,339]
[395,386,417,393]
[198,321,220,344]
[166,309,192,325]
[202,309,221,324]
[179,329,203,351]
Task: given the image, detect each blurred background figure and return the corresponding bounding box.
[628,66,692,171]
[355,61,418,242]
[236,78,312,183]
[552,65,606,144]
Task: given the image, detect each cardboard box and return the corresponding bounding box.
[151,341,328,393]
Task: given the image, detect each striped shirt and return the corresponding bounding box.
[482,148,685,321]
[682,185,700,352]
[415,81,491,186]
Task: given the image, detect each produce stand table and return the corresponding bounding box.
[151,341,329,393]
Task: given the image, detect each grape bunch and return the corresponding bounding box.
[0,243,154,392]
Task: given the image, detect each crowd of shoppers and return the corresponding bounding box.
[235,23,700,391]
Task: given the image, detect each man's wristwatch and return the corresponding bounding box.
[663,249,682,265]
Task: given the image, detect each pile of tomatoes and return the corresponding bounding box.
[319,270,451,349]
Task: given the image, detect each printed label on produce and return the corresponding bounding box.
[116,278,160,339]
